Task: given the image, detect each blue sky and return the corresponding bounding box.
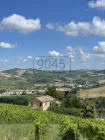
[0,0,105,70]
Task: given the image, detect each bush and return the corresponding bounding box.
[0,96,28,106]
[0,89,6,94]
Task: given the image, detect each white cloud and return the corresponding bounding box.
[93,54,105,58]
[17,56,33,63]
[92,16,105,36]
[80,50,91,61]
[67,53,74,58]
[67,46,76,58]
[77,22,92,35]
[23,59,27,62]
[27,56,32,59]
[93,41,105,54]
[45,23,55,29]
[57,21,78,36]
[67,46,74,52]
[3,60,9,62]
[35,57,40,60]
[0,42,16,48]
[48,50,63,57]
[88,0,105,9]
[71,59,76,62]
[0,59,9,66]
[1,14,41,34]
[93,41,105,58]
[46,16,105,36]
[57,21,91,36]
[0,59,9,63]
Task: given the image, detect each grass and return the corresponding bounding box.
[46,124,61,140]
[0,123,61,140]
[0,123,35,140]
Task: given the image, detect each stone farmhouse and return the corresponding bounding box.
[28,95,58,111]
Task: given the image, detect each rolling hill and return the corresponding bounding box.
[1,68,105,91]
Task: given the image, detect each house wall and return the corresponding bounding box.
[28,98,43,110]
[42,101,52,111]
[28,99,53,111]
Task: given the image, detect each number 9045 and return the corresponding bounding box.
[33,56,71,71]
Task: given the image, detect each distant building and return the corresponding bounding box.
[28,95,56,111]
[77,84,83,88]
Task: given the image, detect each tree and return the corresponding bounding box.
[46,86,64,100]
[62,96,83,108]
[0,89,6,94]
[46,86,57,97]
[62,96,96,118]
[82,101,96,118]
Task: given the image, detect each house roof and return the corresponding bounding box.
[30,95,55,102]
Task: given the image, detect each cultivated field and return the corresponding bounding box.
[16,69,26,77]
[77,86,105,98]
[1,103,105,140]
[98,80,105,84]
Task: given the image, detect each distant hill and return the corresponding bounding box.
[3,68,26,76]
[1,68,105,91]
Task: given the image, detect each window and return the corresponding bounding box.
[40,103,42,107]
[50,102,52,106]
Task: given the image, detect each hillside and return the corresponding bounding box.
[77,86,105,98]
[0,69,32,90]
[1,68,105,91]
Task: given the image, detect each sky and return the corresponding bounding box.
[1,0,105,70]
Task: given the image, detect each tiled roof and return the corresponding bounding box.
[35,95,55,102]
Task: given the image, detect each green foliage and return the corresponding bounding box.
[4,68,18,75]
[46,86,57,97]
[46,86,64,100]
[49,103,83,117]
[70,87,79,94]
[63,96,83,108]
[34,117,49,140]
[0,123,35,140]
[0,103,105,139]
[91,97,105,109]
[0,96,28,106]
[0,95,42,106]
[82,101,96,118]
[59,96,96,118]
[0,89,6,93]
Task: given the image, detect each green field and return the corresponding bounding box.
[0,103,105,140]
[0,123,61,140]
[0,124,35,140]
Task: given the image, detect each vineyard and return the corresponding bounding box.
[0,103,105,140]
